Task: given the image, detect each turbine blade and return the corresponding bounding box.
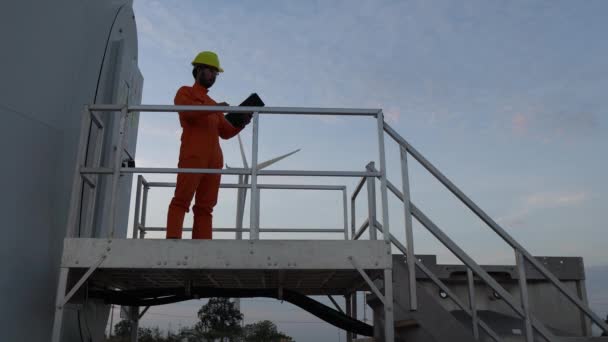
[238,135,249,168]
[256,149,301,170]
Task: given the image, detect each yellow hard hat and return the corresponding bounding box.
[191,51,224,72]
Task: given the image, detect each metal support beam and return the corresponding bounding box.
[140,184,149,238]
[376,111,391,245]
[129,306,139,342]
[132,175,143,239]
[62,255,106,306]
[384,268,395,342]
[343,188,349,240]
[345,294,353,342]
[138,306,150,320]
[348,257,385,306]
[399,147,417,311]
[51,268,69,342]
[467,268,480,340]
[352,292,358,340]
[250,112,260,240]
[365,163,377,240]
[350,198,356,240]
[353,219,370,240]
[328,295,345,314]
[516,251,534,342]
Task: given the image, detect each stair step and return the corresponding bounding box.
[395,319,419,330]
[559,337,608,341]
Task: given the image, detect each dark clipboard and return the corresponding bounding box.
[225,93,264,127]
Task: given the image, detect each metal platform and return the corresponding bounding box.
[50,103,608,342]
[62,238,391,297]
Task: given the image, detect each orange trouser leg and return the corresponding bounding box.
[192,173,221,239]
[167,171,202,239]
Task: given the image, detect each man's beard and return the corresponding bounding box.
[198,76,215,89]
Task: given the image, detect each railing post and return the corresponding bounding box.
[467,268,480,340]
[140,180,149,239]
[376,111,391,244]
[249,112,260,240]
[400,146,417,311]
[352,292,358,340]
[365,162,377,240]
[132,175,143,239]
[108,106,128,238]
[235,175,244,240]
[51,268,69,342]
[342,188,349,240]
[345,294,353,342]
[350,197,356,240]
[383,268,395,342]
[516,250,534,342]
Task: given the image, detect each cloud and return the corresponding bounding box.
[511,113,529,135]
[497,190,589,228]
[503,103,599,143]
[384,106,401,124]
[525,191,588,208]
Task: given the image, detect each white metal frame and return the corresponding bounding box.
[52,104,396,342]
[52,103,607,342]
[132,178,351,239]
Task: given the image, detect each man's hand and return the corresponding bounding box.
[242,113,253,126]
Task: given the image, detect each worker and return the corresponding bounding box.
[166,51,251,239]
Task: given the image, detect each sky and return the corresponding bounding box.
[126,0,608,340]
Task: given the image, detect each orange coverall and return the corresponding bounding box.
[166,82,243,239]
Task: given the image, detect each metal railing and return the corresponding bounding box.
[64,103,607,341]
[350,121,608,340]
[131,175,350,239]
[66,104,390,242]
[66,103,396,341]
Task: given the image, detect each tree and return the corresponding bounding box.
[195,297,244,342]
[113,319,132,338]
[242,320,293,342]
[111,319,168,342]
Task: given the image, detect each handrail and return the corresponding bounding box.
[353,170,553,340]
[382,122,608,335]
[76,103,389,244]
[90,104,381,116]
[133,176,351,239]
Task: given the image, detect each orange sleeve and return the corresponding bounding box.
[218,113,243,139]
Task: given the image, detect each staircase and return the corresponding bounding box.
[366,256,608,341]
[350,123,608,341]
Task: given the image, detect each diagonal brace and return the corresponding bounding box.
[138,306,150,320]
[62,255,106,306]
[327,295,345,314]
[348,256,385,306]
